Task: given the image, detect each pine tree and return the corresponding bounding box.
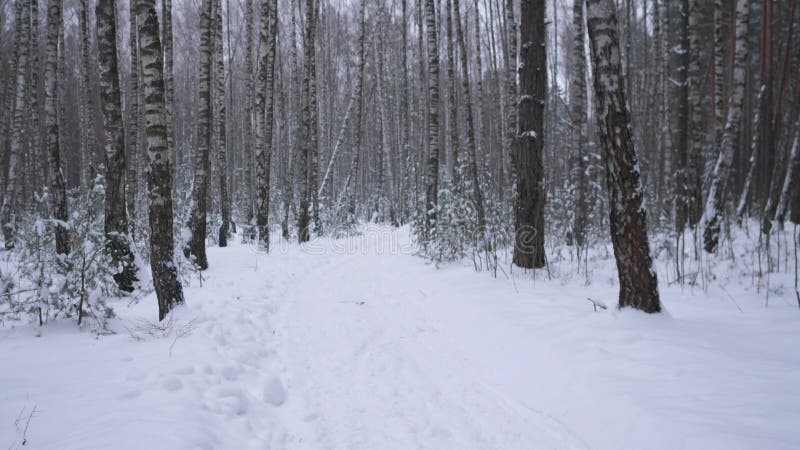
[512,0,546,269]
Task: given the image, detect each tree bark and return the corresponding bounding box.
[0,0,31,249]
[586,0,661,313]
[453,0,486,236]
[423,0,442,241]
[44,0,70,255]
[97,0,137,291]
[135,0,185,320]
[185,0,214,270]
[214,0,230,246]
[512,0,546,269]
[570,0,588,249]
[255,0,278,250]
[702,0,751,253]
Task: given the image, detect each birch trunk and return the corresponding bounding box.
[453,0,486,235]
[570,0,588,249]
[0,0,31,249]
[97,0,137,291]
[127,3,140,222]
[255,0,278,250]
[423,0,442,240]
[79,0,98,185]
[44,0,70,255]
[214,0,230,246]
[185,0,214,270]
[586,0,661,312]
[702,0,750,253]
[135,0,185,320]
[297,0,317,241]
[344,0,367,225]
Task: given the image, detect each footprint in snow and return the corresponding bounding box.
[263,376,287,406]
[162,377,183,392]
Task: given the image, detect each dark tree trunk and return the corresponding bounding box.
[512,0,546,269]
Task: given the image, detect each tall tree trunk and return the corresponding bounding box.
[512,0,546,269]
[702,0,751,253]
[44,0,69,255]
[453,0,486,235]
[163,0,176,191]
[308,0,321,234]
[444,0,459,181]
[0,0,31,249]
[256,0,278,250]
[423,0,442,241]
[298,0,318,241]
[400,0,411,221]
[586,0,661,313]
[97,0,137,291]
[502,0,517,190]
[713,0,725,153]
[675,0,690,235]
[570,0,588,249]
[79,0,98,186]
[185,0,214,270]
[244,0,255,230]
[687,0,704,226]
[29,0,43,198]
[127,3,140,224]
[135,0,185,320]
[214,0,230,246]
[344,0,367,226]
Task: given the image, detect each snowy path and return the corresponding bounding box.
[3,225,800,449]
[282,248,587,450]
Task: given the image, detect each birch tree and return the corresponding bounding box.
[569,0,588,250]
[78,0,98,185]
[297,0,318,241]
[44,0,70,255]
[423,0,442,240]
[585,0,661,313]
[702,0,751,254]
[185,0,215,269]
[0,0,31,249]
[453,0,486,235]
[214,0,231,246]
[135,0,185,320]
[97,0,137,290]
[255,0,278,250]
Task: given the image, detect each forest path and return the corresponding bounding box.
[279,226,588,450]
[3,225,799,449]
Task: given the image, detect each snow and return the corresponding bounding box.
[2,224,800,449]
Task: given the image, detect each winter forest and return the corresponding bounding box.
[1,0,799,447]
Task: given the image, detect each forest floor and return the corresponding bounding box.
[2,224,800,449]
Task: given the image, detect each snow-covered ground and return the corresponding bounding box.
[2,225,799,449]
